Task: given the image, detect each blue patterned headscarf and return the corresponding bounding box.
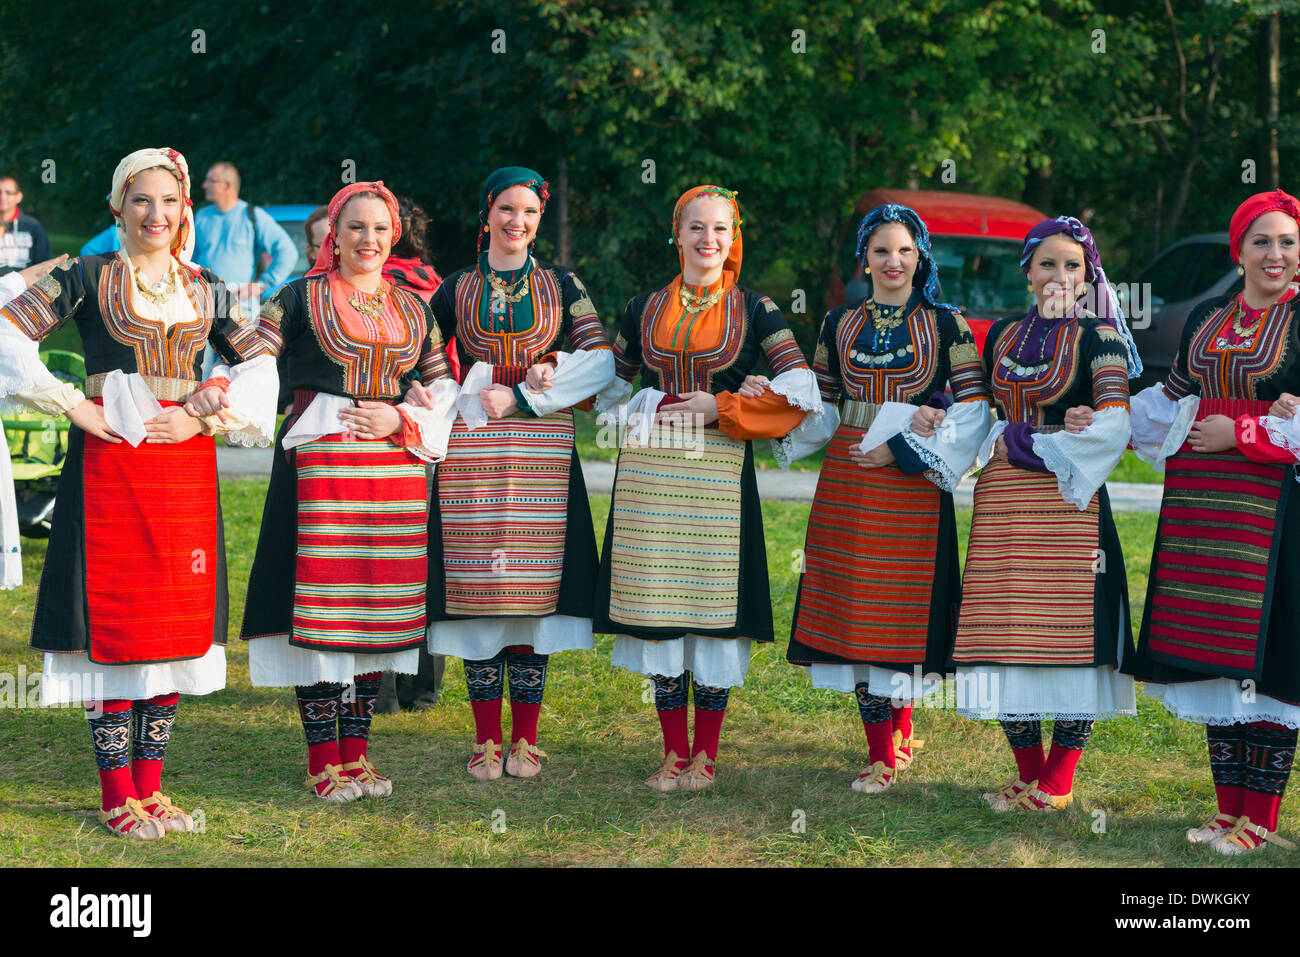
[855,203,956,312]
[1020,215,1143,378]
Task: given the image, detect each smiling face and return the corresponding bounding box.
[864,222,919,304]
[335,195,393,279]
[121,167,182,258]
[487,185,542,258]
[1239,209,1300,306]
[676,194,734,283]
[1027,233,1088,318]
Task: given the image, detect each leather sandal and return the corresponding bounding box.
[139,791,195,832]
[851,760,895,794]
[98,797,166,840]
[505,738,546,778]
[982,779,1031,813]
[893,730,925,770]
[1211,815,1295,855]
[644,751,686,793]
[305,763,361,803]
[678,752,716,792]
[1186,813,1238,844]
[467,739,503,781]
[1008,780,1073,812]
[342,754,393,797]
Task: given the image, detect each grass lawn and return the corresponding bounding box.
[0,476,1279,868]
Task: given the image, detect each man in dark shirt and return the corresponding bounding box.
[0,176,51,275]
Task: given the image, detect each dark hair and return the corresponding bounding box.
[391,194,433,265]
[304,205,328,245]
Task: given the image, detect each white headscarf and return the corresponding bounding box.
[108,147,198,272]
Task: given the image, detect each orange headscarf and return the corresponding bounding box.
[670,185,743,280]
[305,181,402,277]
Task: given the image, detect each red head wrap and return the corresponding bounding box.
[1229,189,1300,264]
[306,181,401,277]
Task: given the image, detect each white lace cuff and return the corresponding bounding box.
[518,349,615,417]
[771,401,839,469]
[1130,384,1196,473]
[1031,406,1131,510]
[898,399,991,492]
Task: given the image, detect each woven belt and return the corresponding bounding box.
[84,373,199,403]
[840,400,881,429]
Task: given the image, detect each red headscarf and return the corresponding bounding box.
[305,181,402,277]
[1229,189,1300,264]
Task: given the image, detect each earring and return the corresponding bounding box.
[1027,283,1034,291]
[1238,265,1245,275]
[864,267,871,275]
[333,245,340,256]
[483,225,490,233]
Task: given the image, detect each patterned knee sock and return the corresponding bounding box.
[1207,723,1248,818]
[1039,719,1093,796]
[856,684,896,769]
[691,678,730,762]
[892,702,916,759]
[130,692,179,798]
[464,652,506,745]
[1241,721,1298,836]
[1000,719,1045,784]
[339,672,381,772]
[654,673,690,766]
[296,682,344,788]
[88,699,135,824]
[506,650,549,746]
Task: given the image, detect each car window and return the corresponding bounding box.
[1138,244,1200,302]
[1181,242,1232,300]
[928,237,1034,320]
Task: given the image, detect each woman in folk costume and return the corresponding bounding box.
[0,147,277,839]
[595,185,822,792]
[229,181,458,803]
[951,215,1140,812]
[785,204,991,794]
[411,166,615,781]
[1124,190,1300,855]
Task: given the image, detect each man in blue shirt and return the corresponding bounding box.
[194,161,296,305]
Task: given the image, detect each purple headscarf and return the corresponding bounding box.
[1020,216,1142,378]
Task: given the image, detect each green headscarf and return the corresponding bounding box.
[478,166,550,254]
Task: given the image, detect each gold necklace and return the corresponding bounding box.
[347,284,388,319]
[486,270,530,303]
[132,267,176,306]
[866,299,905,332]
[678,285,723,311]
[1231,297,1267,339]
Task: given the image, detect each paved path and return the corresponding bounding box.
[217,446,1163,512]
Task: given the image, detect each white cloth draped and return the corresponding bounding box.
[283,387,457,462]
[40,645,227,705]
[205,354,279,448]
[1144,679,1300,729]
[516,349,616,417]
[806,663,941,701]
[610,634,752,689]
[248,636,418,687]
[777,401,839,467]
[766,368,823,468]
[900,399,991,492]
[427,614,594,660]
[0,420,19,590]
[100,370,163,447]
[1129,384,1198,473]
[455,361,496,431]
[1031,406,1131,510]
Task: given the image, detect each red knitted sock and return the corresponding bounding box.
[864,718,896,770]
[657,707,690,764]
[1241,791,1283,834]
[307,740,342,776]
[130,691,179,798]
[1215,785,1247,818]
[470,698,504,746]
[1038,743,1084,796]
[509,702,541,747]
[692,707,727,762]
[892,703,915,759]
[1011,746,1045,785]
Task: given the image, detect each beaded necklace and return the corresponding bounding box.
[484,257,533,333]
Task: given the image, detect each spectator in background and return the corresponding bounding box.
[194,161,296,305]
[303,205,328,267]
[0,176,51,274]
[376,194,446,714]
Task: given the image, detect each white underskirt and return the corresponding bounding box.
[40,644,226,706]
[1143,679,1300,729]
[954,665,1137,721]
[427,614,594,660]
[610,634,752,689]
[806,663,941,701]
[248,635,418,687]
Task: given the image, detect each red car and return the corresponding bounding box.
[829,188,1047,352]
